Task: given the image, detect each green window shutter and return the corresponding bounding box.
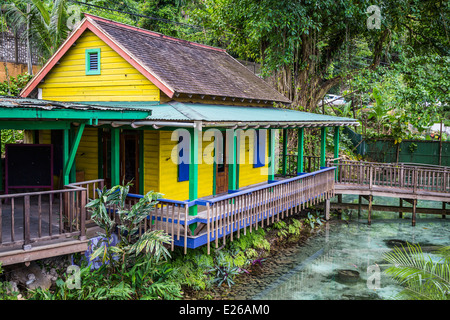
[85,49,101,75]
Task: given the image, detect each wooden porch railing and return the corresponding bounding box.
[65,179,104,220]
[328,159,450,195]
[0,186,88,250]
[199,167,336,254]
[126,167,336,254]
[125,196,189,253]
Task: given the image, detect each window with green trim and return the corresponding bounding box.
[85,48,101,75]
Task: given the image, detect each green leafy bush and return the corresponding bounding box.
[0,73,33,96]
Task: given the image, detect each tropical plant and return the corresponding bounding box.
[3,0,72,64]
[305,211,324,229]
[85,183,170,271]
[0,73,33,96]
[383,243,450,300]
[208,251,246,288]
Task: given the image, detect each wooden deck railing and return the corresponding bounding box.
[65,179,104,220]
[126,167,336,253]
[0,186,88,250]
[328,160,450,195]
[199,167,335,253]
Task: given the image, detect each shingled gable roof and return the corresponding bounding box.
[21,14,291,104]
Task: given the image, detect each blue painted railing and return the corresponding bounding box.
[126,167,336,253]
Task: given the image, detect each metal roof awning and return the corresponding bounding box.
[0,97,153,123]
[96,101,359,129]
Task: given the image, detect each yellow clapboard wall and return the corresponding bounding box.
[238,130,269,188]
[158,130,189,200]
[154,130,215,201]
[152,129,267,200]
[38,30,160,102]
[143,130,159,194]
[75,127,99,181]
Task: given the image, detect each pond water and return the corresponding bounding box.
[231,196,450,300]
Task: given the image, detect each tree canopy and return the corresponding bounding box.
[1,0,448,141]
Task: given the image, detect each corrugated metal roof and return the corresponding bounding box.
[0,96,153,112]
[149,102,358,124]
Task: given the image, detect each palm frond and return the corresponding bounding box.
[383,242,450,300]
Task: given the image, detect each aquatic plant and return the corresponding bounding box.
[305,211,324,229]
[208,252,246,288]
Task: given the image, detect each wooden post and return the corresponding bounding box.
[325,199,330,221]
[399,198,403,218]
[282,128,288,176]
[23,195,31,249]
[442,202,446,219]
[297,127,304,175]
[110,127,120,186]
[358,195,362,218]
[368,195,373,225]
[80,190,87,240]
[412,199,417,226]
[333,126,340,179]
[268,129,276,181]
[63,129,70,185]
[320,127,327,168]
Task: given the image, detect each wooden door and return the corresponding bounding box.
[120,132,139,194]
[215,131,228,194]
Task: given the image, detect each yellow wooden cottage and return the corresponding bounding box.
[0,14,358,260]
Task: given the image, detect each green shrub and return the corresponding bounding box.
[0,73,33,96]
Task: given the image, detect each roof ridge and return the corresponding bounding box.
[84,13,227,53]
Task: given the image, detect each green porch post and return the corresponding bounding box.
[64,123,85,184]
[320,127,327,168]
[334,126,340,179]
[110,127,120,186]
[268,129,276,181]
[227,128,237,191]
[297,127,304,175]
[282,128,288,176]
[0,131,2,191]
[189,122,201,219]
[139,130,144,194]
[63,128,70,185]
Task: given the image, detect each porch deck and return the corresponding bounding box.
[0,180,102,265]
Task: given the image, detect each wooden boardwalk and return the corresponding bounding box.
[327,160,450,225]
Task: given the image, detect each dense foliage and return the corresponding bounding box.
[2,0,448,142]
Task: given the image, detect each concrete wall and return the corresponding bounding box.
[1,62,40,82]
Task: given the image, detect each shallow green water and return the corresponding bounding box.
[249,196,450,300]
